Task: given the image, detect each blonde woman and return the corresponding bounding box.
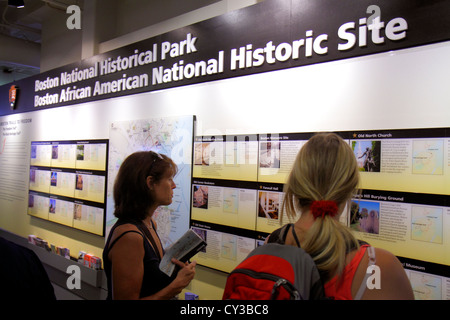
[267,133,414,300]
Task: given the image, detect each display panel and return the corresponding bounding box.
[400,256,449,300]
[349,128,449,195]
[351,189,450,299]
[30,142,52,167]
[190,221,265,273]
[190,134,302,272]
[27,139,108,236]
[28,191,51,220]
[48,195,75,227]
[50,141,77,168]
[256,182,285,233]
[75,142,108,171]
[351,189,449,266]
[191,178,258,230]
[190,128,449,298]
[29,167,51,193]
[49,169,76,198]
[193,135,259,181]
[258,133,312,183]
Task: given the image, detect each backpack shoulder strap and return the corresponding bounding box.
[354,246,376,300]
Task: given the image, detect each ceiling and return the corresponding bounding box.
[0,0,80,84]
[1,0,43,42]
[0,0,224,86]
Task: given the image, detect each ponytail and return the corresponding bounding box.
[303,206,359,280]
[282,133,360,281]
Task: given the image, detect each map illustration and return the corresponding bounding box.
[410,271,442,300]
[222,188,239,214]
[105,115,194,248]
[412,140,444,175]
[221,233,237,260]
[411,205,443,244]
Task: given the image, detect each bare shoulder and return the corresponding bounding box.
[374,247,407,275]
[114,223,141,234]
[363,247,414,300]
[110,223,142,243]
[107,224,144,259]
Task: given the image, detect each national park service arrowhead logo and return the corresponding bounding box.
[9,85,19,110]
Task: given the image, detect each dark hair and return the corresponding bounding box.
[113,151,177,221]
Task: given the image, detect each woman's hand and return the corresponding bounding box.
[170,258,196,293]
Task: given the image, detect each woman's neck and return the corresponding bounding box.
[142,209,155,229]
[294,210,315,230]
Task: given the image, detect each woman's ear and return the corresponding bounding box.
[146,176,154,190]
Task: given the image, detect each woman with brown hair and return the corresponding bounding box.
[267,133,414,300]
[103,151,196,300]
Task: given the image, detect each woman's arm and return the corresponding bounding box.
[109,227,196,300]
[109,229,146,300]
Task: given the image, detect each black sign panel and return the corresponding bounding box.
[1,0,449,115]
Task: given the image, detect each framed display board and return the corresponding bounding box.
[28,139,108,236]
[190,128,450,300]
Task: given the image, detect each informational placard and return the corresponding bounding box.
[258,133,312,183]
[399,256,449,300]
[191,178,258,231]
[349,128,449,195]
[351,190,448,265]
[191,221,265,274]
[190,128,449,298]
[193,135,258,181]
[28,140,108,236]
[351,189,450,299]
[256,182,286,233]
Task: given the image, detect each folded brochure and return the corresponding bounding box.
[159,228,207,277]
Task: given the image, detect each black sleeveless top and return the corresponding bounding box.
[103,219,174,299]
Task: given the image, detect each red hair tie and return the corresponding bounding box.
[310,200,339,219]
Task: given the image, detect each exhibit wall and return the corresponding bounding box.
[0,0,449,300]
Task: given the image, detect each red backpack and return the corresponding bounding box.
[222,243,325,300]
